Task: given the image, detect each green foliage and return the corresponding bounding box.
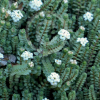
[61,68,70,82]
[68,69,79,83]
[0,0,100,99]
[10,62,31,76]
[68,90,76,100]
[42,36,65,57]
[89,66,99,89]
[89,85,96,100]
[76,73,87,91]
[61,91,68,100]
[42,57,54,77]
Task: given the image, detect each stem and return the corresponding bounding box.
[74,44,82,60]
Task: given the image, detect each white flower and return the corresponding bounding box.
[70,59,77,65]
[2,7,6,13]
[63,0,68,3]
[5,10,11,18]
[55,59,62,65]
[13,2,18,8]
[83,12,93,22]
[7,10,12,15]
[21,51,33,60]
[66,81,70,86]
[51,72,60,82]
[28,62,34,67]
[29,0,43,11]
[42,97,49,100]
[0,53,4,59]
[1,20,5,25]
[60,35,66,40]
[63,48,69,53]
[10,10,23,22]
[51,72,60,78]
[58,29,70,40]
[77,37,88,46]
[77,38,81,42]
[50,81,57,85]
[68,51,73,55]
[47,72,60,86]
[80,26,85,31]
[47,76,54,83]
[39,11,45,17]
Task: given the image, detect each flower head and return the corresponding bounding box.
[10,10,23,22]
[63,0,68,3]
[2,7,6,13]
[7,10,12,15]
[51,81,57,85]
[13,2,18,8]
[0,53,4,59]
[80,26,85,31]
[28,62,34,67]
[47,72,60,86]
[39,11,45,17]
[58,29,70,40]
[21,51,33,60]
[68,51,73,55]
[42,98,49,100]
[77,37,88,46]
[77,38,81,42]
[70,59,77,65]
[55,59,62,65]
[83,12,93,22]
[0,20,5,25]
[29,0,43,11]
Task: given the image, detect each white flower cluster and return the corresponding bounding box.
[83,12,93,22]
[47,72,60,85]
[77,37,88,46]
[2,7,6,13]
[21,51,33,60]
[0,53,4,59]
[55,59,62,65]
[42,98,49,100]
[70,59,77,65]
[28,62,34,67]
[63,0,68,3]
[68,51,73,55]
[39,11,45,17]
[80,26,85,31]
[1,20,5,25]
[29,0,43,11]
[58,29,70,40]
[8,10,23,22]
[7,10,12,15]
[13,2,18,8]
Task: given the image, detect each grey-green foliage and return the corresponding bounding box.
[68,90,76,100]
[89,85,96,100]
[61,68,70,82]
[61,91,68,100]
[68,69,79,83]
[76,73,87,91]
[42,57,54,77]
[0,0,100,100]
[10,62,31,76]
[12,94,20,100]
[42,36,65,56]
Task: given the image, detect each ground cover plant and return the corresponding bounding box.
[0,0,100,100]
